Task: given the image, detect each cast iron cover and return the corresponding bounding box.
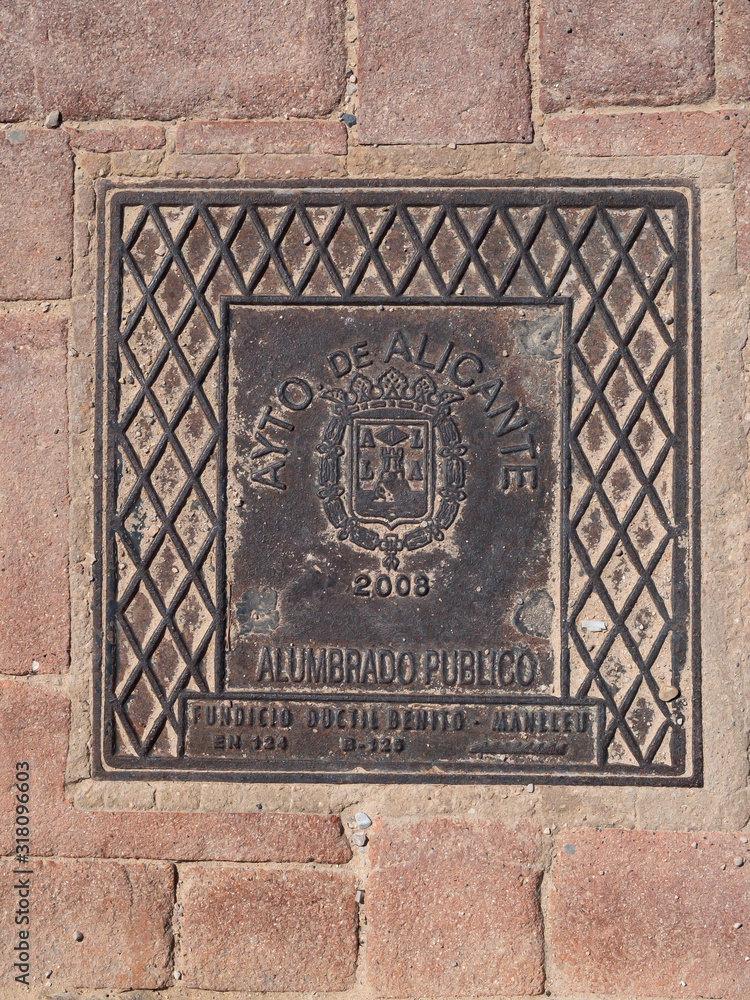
[93,180,701,784]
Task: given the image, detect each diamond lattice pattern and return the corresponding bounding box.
[109,195,687,770]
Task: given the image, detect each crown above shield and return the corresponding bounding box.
[321,366,463,415]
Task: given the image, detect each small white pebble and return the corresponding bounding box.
[543,828,551,835]
[174,971,182,980]
[31,660,40,672]
[734,922,743,929]
[355,811,372,829]
[581,620,607,632]
[734,857,745,867]
[526,783,534,793]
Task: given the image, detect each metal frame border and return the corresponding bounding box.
[91,178,701,786]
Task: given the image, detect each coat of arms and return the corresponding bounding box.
[316,367,468,568]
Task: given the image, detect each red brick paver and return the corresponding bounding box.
[547,830,750,999]
[0,681,351,863]
[0,0,345,121]
[366,819,544,997]
[717,0,750,101]
[358,0,531,145]
[0,314,69,673]
[0,131,72,300]
[67,125,166,152]
[178,866,357,991]
[0,858,174,990]
[546,110,748,157]
[539,0,715,112]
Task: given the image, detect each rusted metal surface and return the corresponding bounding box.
[93,181,700,784]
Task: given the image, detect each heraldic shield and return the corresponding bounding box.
[317,366,468,568]
[352,414,434,526]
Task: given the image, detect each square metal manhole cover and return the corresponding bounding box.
[93,180,700,784]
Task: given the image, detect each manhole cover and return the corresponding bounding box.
[93,181,700,784]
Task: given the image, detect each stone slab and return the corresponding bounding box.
[175,120,348,155]
[239,152,347,178]
[735,136,750,272]
[164,154,238,179]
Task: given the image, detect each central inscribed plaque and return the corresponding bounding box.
[94,181,700,784]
